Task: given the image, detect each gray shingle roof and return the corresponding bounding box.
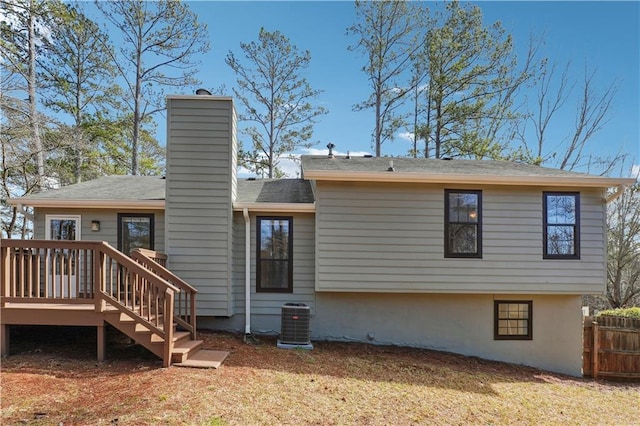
[236,179,314,204]
[19,176,166,201]
[14,176,315,205]
[301,155,594,178]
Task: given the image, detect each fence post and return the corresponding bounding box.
[592,321,599,380]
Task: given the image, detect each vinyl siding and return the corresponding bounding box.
[165,97,235,316]
[315,181,606,294]
[232,211,316,316]
[33,208,165,252]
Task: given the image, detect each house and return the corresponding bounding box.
[2,95,635,375]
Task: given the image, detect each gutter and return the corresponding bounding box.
[302,170,637,188]
[233,202,315,213]
[243,208,251,336]
[6,198,165,209]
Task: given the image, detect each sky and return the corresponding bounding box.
[88,1,640,177]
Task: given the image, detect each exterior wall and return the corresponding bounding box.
[165,96,236,316]
[312,293,583,376]
[33,207,165,252]
[315,181,606,294]
[230,211,316,334]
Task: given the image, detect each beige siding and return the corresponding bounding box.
[232,212,316,320]
[315,181,606,294]
[34,208,165,252]
[165,97,235,316]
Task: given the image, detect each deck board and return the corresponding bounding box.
[1,303,107,326]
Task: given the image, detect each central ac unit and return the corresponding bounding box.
[279,303,312,347]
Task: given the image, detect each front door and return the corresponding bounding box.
[45,215,80,297]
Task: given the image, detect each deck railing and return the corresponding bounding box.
[1,239,178,364]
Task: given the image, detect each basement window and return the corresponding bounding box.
[257,216,293,293]
[444,190,482,258]
[494,301,532,340]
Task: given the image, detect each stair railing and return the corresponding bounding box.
[96,242,179,366]
[131,248,198,340]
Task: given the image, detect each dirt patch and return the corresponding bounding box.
[1,326,638,425]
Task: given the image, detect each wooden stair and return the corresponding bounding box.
[104,309,226,368]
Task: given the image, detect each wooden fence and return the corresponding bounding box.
[583,315,640,380]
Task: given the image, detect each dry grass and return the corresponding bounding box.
[1,326,638,425]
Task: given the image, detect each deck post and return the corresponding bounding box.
[97,324,105,362]
[1,324,9,356]
[1,245,10,306]
[163,291,175,368]
[94,248,106,312]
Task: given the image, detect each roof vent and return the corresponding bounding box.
[247,177,256,181]
[195,88,211,95]
[442,157,452,161]
[387,160,394,172]
[346,151,350,159]
[326,143,335,159]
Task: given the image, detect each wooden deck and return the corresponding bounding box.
[0,240,225,368]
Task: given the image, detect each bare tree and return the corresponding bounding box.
[347,0,421,157]
[607,179,640,308]
[518,60,619,172]
[95,0,209,175]
[226,28,327,178]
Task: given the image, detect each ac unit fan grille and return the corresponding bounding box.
[280,304,311,345]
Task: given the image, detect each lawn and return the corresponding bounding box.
[1,327,638,425]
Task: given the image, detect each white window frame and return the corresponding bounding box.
[45,215,82,240]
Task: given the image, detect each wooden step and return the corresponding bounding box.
[171,339,203,364]
[173,350,229,369]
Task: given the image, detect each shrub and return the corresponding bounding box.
[598,307,640,319]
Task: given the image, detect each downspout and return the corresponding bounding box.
[605,184,628,204]
[243,208,251,336]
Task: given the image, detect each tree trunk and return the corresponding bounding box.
[28,0,45,190]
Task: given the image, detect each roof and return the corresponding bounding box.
[8,176,316,211]
[234,179,315,212]
[9,176,166,208]
[301,156,636,188]
[236,179,314,203]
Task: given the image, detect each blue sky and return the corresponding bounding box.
[96,1,640,176]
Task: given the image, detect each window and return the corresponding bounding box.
[445,190,482,258]
[257,216,293,293]
[494,301,532,340]
[543,192,579,259]
[118,214,154,255]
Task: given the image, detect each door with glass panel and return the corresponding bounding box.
[45,215,80,298]
[117,214,154,255]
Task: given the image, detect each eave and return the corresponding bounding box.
[7,198,165,209]
[233,202,315,213]
[302,170,636,188]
